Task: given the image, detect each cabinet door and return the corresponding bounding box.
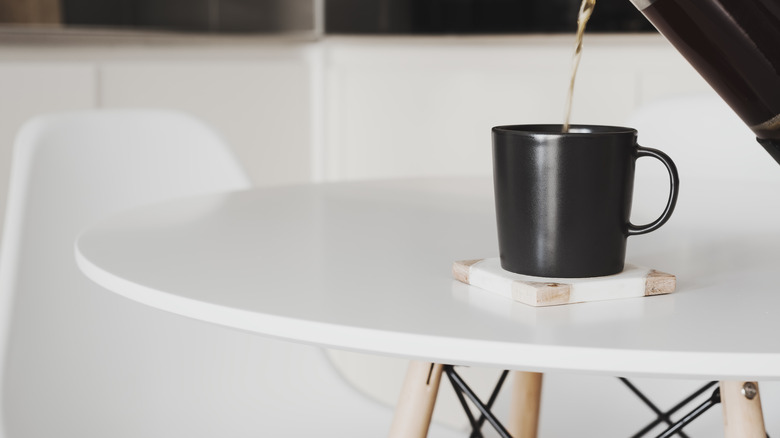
[323,37,640,181]
[100,54,314,187]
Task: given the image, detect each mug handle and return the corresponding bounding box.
[627,146,680,236]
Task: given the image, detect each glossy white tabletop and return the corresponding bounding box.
[76,177,780,380]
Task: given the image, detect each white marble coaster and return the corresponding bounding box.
[453,258,675,307]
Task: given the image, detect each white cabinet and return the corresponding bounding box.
[0,34,714,217]
[100,49,314,187]
[322,35,711,181]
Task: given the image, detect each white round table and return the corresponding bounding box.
[75,177,780,437]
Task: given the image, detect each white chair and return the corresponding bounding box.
[0,109,461,437]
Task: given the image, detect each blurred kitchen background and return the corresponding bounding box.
[2,0,654,33]
[1,0,759,436]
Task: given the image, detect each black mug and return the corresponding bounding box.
[492,124,679,278]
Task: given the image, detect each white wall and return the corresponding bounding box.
[3,31,755,436]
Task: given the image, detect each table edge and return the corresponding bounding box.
[75,241,780,381]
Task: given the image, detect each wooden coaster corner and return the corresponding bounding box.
[512,281,573,307]
[452,259,483,284]
[645,269,676,296]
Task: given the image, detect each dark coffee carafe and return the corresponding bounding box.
[630,0,780,165]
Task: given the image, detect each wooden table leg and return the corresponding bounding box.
[721,381,766,438]
[388,361,444,438]
[508,371,543,438]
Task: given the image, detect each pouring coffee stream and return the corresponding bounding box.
[563,0,596,132]
[630,0,780,165]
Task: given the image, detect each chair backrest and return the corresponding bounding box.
[0,110,251,437]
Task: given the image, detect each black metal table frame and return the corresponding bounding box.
[442,365,767,438]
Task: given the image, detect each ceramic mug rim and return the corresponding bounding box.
[492,124,637,137]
